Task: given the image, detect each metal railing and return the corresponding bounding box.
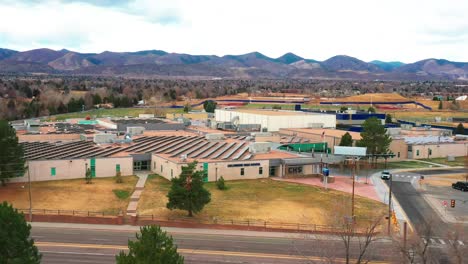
[18,208,120,217]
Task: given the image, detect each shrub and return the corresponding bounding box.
[115,171,123,183]
[216,176,227,190]
[113,189,131,200]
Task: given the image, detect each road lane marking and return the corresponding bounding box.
[430,238,436,244]
[40,250,115,256]
[36,242,390,263]
[438,239,446,245]
[458,241,465,246]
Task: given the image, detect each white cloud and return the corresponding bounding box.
[0,0,467,62]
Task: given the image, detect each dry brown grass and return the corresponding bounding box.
[0,176,138,214]
[138,176,385,225]
[329,93,409,102]
[392,110,468,121]
[424,174,466,187]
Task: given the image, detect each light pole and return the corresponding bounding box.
[351,156,356,220]
[387,172,393,235]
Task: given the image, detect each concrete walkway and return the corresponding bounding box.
[126,173,149,216]
[274,176,381,201]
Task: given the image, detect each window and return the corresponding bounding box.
[161,165,163,172]
[428,148,432,156]
[51,167,56,176]
[153,162,156,169]
[116,164,120,173]
[171,169,173,178]
[259,167,263,175]
[416,150,420,156]
[397,152,400,158]
[240,168,245,176]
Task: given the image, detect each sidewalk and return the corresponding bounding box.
[370,172,414,232]
[29,222,350,241]
[274,176,381,201]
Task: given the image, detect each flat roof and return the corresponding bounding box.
[281,128,362,140]
[219,109,325,116]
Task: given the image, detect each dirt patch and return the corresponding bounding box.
[0,176,138,214]
[138,176,385,225]
[423,174,466,187]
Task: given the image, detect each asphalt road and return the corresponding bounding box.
[31,225,396,264]
[389,180,449,237]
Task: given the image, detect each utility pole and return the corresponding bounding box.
[27,165,32,222]
[351,156,356,220]
[387,172,393,235]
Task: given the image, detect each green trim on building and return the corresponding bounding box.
[202,162,208,182]
[51,167,56,176]
[90,158,96,178]
[278,142,330,153]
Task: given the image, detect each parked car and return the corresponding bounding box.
[381,170,391,180]
[452,181,468,192]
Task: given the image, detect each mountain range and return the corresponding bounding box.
[0,48,467,80]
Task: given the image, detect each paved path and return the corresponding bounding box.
[274,176,380,201]
[126,173,149,216]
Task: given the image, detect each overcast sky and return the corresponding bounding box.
[0,0,467,63]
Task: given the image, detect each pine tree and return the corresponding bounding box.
[385,114,392,124]
[357,117,392,164]
[0,120,25,186]
[0,202,41,263]
[339,132,353,146]
[455,123,465,135]
[116,225,183,264]
[167,162,211,217]
[203,101,217,113]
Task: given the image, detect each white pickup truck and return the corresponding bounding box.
[381,170,391,180]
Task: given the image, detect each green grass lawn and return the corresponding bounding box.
[381,160,440,169]
[138,175,385,225]
[420,157,466,167]
[48,107,184,120]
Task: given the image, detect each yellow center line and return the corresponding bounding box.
[35,242,390,263]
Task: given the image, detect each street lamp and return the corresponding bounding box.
[387,172,393,235]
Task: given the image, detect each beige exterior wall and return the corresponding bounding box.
[12,157,133,182]
[205,160,270,181]
[18,134,82,142]
[151,155,183,180]
[151,154,269,181]
[388,139,408,161]
[410,143,468,159]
